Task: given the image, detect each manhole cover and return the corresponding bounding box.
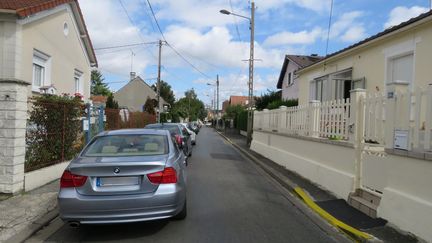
[210,153,242,161]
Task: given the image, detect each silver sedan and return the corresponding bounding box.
[58,129,187,226]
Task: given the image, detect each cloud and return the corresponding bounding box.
[79,0,157,77]
[384,6,429,29]
[329,11,366,43]
[263,27,323,46]
[162,25,284,70]
[254,0,332,13]
[341,25,366,42]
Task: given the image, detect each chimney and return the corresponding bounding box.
[130,72,136,81]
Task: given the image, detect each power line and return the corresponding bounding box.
[118,0,159,61]
[94,41,159,50]
[325,0,334,56]
[139,0,157,32]
[166,43,211,79]
[146,0,167,41]
[146,0,212,79]
[229,0,242,42]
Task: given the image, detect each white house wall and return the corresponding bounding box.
[19,5,92,99]
[281,62,300,100]
[0,14,22,80]
[297,20,432,105]
[251,130,432,241]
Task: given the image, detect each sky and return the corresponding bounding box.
[79,0,431,109]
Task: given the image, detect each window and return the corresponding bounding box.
[32,50,50,91]
[388,53,413,85]
[74,70,83,95]
[82,134,168,157]
[287,72,292,86]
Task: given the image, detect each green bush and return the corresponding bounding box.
[236,110,248,131]
[267,99,298,110]
[25,94,84,172]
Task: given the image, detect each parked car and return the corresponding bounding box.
[187,122,199,134]
[58,129,187,226]
[181,123,196,145]
[145,123,192,157]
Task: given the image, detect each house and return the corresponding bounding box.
[229,96,249,106]
[91,95,107,108]
[221,100,230,113]
[296,10,432,105]
[114,74,168,112]
[276,55,323,101]
[0,0,97,101]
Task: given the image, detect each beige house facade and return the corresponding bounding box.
[0,0,97,101]
[296,10,432,105]
[114,76,168,112]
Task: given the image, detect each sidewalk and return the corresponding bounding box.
[0,180,59,243]
[219,128,420,243]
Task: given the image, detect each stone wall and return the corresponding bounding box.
[0,79,29,194]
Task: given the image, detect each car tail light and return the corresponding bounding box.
[174,134,183,145]
[147,167,177,184]
[60,170,87,188]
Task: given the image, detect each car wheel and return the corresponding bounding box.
[173,201,187,220]
[189,150,192,157]
[192,141,196,145]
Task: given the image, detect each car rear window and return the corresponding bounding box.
[82,134,168,157]
[145,124,180,135]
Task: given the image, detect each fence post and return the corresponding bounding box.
[85,103,91,144]
[309,100,320,137]
[279,106,287,133]
[384,82,409,150]
[263,109,269,131]
[0,79,30,194]
[349,88,366,191]
[98,106,105,133]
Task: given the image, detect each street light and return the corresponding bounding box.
[220,2,255,146]
[206,75,220,119]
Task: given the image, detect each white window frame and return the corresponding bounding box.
[74,69,84,95]
[287,72,292,86]
[32,50,51,92]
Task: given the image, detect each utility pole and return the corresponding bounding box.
[216,74,219,118]
[246,1,255,147]
[157,40,162,123]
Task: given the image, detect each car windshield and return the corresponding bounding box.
[145,124,180,135]
[82,134,168,157]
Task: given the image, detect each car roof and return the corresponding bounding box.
[98,129,170,136]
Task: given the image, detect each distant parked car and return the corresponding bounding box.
[181,123,196,145]
[145,123,192,157]
[58,129,188,226]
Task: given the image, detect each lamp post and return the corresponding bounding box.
[220,1,255,146]
[207,75,220,118]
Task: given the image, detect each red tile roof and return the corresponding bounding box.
[229,96,249,106]
[0,0,73,17]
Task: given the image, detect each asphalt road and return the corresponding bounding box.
[27,127,338,243]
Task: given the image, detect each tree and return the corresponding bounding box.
[91,70,111,96]
[171,89,206,122]
[144,97,157,114]
[105,93,119,109]
[151,80,175,106]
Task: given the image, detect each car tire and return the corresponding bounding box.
[192,141,196,145]
[189,150,192,157]
[173,201,187,220]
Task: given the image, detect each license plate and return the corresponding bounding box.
[97,176,139,187]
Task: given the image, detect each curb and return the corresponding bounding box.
[216,130,377,242]
[5,207,59,243]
